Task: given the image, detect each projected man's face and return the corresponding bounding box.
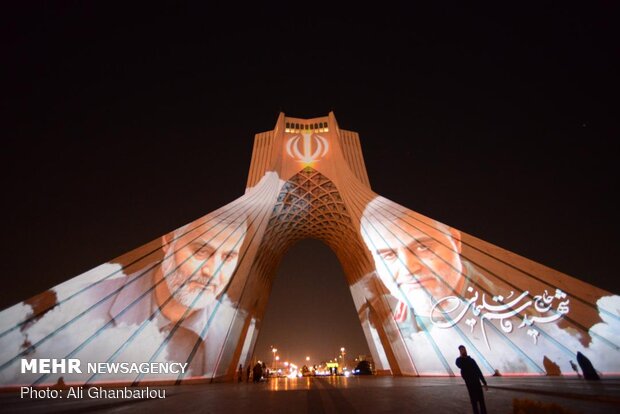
[160,219,247,311]
[361,205,464,317]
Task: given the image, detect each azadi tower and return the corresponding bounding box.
[1,112,618,387]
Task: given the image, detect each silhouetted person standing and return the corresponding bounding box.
[252,362,263,383]
[576,351,600,380]
[456,345,488,414]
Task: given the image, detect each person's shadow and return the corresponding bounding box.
[576,351,600,380]
[51,376,67,390]
[543,356,561,376]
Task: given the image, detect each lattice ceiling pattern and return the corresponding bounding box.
[252,167,368,281]
[269,168,354,245]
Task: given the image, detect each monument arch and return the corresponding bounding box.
[1,112,618,387]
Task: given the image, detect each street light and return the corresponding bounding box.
[272,347,278,372]
[340,347,346,369]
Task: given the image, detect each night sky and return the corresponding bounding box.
[2,3,618,365]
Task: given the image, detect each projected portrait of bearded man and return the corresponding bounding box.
[360,197,491,324]
[358,197,500,374]
[1,211,249,385]
[358,196,620,376]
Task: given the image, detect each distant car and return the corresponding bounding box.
[353,360,373,375]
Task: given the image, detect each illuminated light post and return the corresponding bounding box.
[340,347,346,370]
[272,347,278,372]
[275,356,280,374]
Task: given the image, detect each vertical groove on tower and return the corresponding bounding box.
[246,131,275,189]
[339,129,370,188]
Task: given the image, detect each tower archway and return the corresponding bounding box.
[253,237,370,375]
[1,112,619,387]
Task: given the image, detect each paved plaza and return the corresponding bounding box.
[2,376,619,414]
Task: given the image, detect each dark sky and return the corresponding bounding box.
[1,3,618,364]
[253,239,369,366]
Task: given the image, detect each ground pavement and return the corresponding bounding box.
[1,375,619,413]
